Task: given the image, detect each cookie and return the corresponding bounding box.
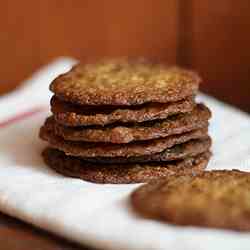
[42,148,211,184]
[51,95,195,127]
[44,104,210,144]
[50,59,200,106]
[131,170,250,231]
[40,125,208,158]
[82,137,211,164]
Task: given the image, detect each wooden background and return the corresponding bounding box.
[1,0,250,112]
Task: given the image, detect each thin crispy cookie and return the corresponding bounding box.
[40,126,208,158]
[51,96,195,127]
[44,103,210,144]
[131,170,250,231]
[82,137,211,164]
[50,59,200,106]
[42,148,210,184]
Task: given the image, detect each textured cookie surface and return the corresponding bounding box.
[82,137,211,164]
[42,148,210,184]
[40,125,208,158]
[131,170,250,231]
[51,96,195,127]
[50,59,200,105]
[44,104,210,144]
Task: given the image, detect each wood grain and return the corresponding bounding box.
[0,213,93,250]
[183,0,250,112]
[0,0,178,95]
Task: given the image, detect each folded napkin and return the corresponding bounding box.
[0,58,250,250]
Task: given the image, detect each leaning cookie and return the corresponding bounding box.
[131,170,250,231]
[42,148,211,184]
[50,59,200,106]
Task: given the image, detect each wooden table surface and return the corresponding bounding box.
[0,213,94,250]
[0,89,95,250]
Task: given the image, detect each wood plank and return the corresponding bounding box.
[0,1,42,94]
[103,0,178,61]
[0,0,178,95]
[0,213,93,250]
[181,0,250,112]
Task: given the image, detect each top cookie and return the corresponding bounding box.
[50,59,201,105]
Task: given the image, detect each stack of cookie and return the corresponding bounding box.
[40,59,212,184]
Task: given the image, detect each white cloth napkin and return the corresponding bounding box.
[0,58,250,250]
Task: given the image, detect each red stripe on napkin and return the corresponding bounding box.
[0,107,46,128]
